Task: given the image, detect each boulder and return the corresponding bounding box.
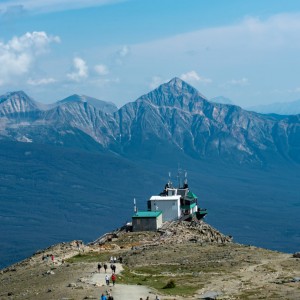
[200,291,222,299]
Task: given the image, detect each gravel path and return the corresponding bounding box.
[89,263,156,300]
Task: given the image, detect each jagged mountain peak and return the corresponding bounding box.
[0,90,39,116]
[57,94,118,114]
[136,77,208,112]
[0,90,32,103]
[162,77,206,97]
[167,76,184,88]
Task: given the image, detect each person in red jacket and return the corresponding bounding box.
[111,273,116,286]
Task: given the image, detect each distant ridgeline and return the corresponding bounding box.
[0,77,299,165]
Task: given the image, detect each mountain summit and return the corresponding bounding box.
[138,77,208,111]
[0,91,39,116]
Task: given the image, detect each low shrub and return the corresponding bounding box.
[163,279,176,289]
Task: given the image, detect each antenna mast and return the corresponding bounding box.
[168,171,172,187]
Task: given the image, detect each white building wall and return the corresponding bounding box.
[156,213,163,228]
[149,196,181,222]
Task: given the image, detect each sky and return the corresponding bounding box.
[1,0,300,108]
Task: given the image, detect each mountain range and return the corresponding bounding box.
[0,77,299,269]
[0,77,299,164]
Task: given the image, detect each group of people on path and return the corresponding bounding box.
[105,273,116,286]
[97,262,117,273]
[97,256,119,296]
[42,253,55,265]
[98,255,162,300]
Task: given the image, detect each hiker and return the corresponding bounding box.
[76,240,80,251]
[104,263,108,272]
[101,293,107,300]
[119,256,123,263]
[51,254,54,264]
[107,291,114,300]
[111,273,116,286]
[110,263,114,273]
[105,274,110,286]
[155,296,160,300]
[113,256,117,263]
[112,264,116,273]
[110,256,113,263]
[97,263,102,273]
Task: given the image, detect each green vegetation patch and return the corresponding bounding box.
[118,265,201,297]
[66,251,120,263]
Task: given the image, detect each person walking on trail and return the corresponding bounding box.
[100,293,107,300]
[105,274,110,286]
[97,263,102,273]
[110,263,114,273]
[111,273,116,286]
[112,264,116,273]
[104,263,108,273]
[76,240,80,251]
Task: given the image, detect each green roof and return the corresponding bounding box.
[187,191,197,199]
[132,211,162,218]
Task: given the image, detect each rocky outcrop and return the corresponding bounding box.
[159,220,232,244]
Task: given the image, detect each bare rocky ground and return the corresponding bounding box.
[0,221,299,300]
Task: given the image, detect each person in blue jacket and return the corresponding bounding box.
[100,293,107,300]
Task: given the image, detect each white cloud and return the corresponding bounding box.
[8,31,60,54]
[180,71,212,84]
[0,0,125,15]
[67,57,88,82]
[227,78,249,86]
[27,77,56,85]
[0,31,60,86]
[94,64,109,75]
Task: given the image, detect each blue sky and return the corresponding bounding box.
[1,0,300,108]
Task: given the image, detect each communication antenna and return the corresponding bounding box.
[133,198,137,213]
[177,164,182,188]
[184,171,188,185]
[168,171,172,186]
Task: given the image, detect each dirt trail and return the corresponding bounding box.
[87,263,157,299]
